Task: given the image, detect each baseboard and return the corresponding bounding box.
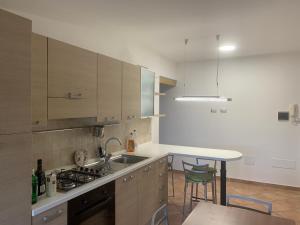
[171,169,300,191]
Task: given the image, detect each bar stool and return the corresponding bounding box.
[182,161,216,217]
[195,158,217,204]
[168,154,175,197]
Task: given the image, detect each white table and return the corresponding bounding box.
[136,143,243,205]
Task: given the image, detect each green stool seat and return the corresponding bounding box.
[186,172,213,183]
[188,164,214,183]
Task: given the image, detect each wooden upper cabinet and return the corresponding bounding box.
[0,9,31,134]
[122,62,141,120]
[31,33,47,128]
[47,38,97,119]
[97,55,122,123]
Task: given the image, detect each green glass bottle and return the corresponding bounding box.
[32,169,38,204]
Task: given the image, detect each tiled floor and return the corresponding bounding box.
[168,171,300,225]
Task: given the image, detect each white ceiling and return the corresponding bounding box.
[1,0,300,62]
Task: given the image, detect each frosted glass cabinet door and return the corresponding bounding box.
[141,68,155,117]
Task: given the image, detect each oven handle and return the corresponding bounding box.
[76,196,113,222]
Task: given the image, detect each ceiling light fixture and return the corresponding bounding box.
[175,35,232,102]
[219,45,236,52]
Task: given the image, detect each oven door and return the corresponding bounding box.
[68,183,115,225]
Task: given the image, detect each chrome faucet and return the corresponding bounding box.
[104,137,122,152]
[103,137,122,167]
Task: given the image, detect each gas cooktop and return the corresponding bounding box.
[56,166,111,192]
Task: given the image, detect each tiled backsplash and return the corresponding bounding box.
[32,118,152,170]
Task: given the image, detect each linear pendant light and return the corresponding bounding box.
[174,35,232,102]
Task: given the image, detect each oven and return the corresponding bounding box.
[68,181,115,225]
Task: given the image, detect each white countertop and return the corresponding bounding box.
[32,143,242,216]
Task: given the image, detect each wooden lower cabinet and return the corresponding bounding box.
[115,157,168,225]
[32,203,67,225]
[115,170,139,225]
[0,133,32,225]
[138,162,159,225]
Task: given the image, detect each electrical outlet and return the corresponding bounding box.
[220,108,227,113]
[272,158,296,170]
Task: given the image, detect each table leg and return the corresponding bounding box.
[220,161,227,206]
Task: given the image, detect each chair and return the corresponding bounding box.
[151,204,169,225]
[168,154,175,197]
[182,161,216,217]
[226,194,272,215]
[195,158,217,204]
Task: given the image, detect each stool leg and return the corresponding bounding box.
[212,180,215,204]
[171,169,175,197]
[182,181,188,218]
[190,183,194,211]
[214,174,217,204]
[204,184,208,201]
[196,183,199,201]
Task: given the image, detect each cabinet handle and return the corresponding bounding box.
[67,92,82,100]
[123,178,128,183]
[111,116,115,120]
[144,167,149,172]
[159,173,163,177]
[42,209,63,223]
[130,175,134,180]
[34,120,40,125]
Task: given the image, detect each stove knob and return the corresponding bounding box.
[90,169,94,174]
[96,169,100,174]
[80,167,84,171]
[84,168,89,172]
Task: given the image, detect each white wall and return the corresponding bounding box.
[160,52,300,187]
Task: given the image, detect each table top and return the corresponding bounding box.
[182,203,295,225]
[137,143,243,161]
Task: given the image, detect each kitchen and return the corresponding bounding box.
[0,1,300,225]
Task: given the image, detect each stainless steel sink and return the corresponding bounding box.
[111,154,149,164]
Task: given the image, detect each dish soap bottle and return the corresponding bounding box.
[127,132,135,152]
[35,159,46,197]
[32,169,38,204]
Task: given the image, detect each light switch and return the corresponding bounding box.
[211,108,217,113]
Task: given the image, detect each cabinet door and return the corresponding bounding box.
[0,9,31,134]
[98,55,122,123]
[122,62,141,120]
[115,171,139,225]
[157,157,168,207]
[0,133,31,225]
[141,68,155,117]
[138,163,158,225]
[32,33,47,128]
[48,38,97,119]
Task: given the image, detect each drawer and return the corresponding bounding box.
[32,203,67,225]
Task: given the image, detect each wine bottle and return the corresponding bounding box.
[35,159,46,197]
[32,169,38,204]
